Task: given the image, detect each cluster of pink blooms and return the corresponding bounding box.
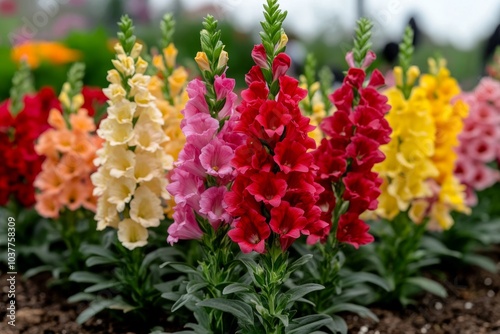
[225,45,326,253]
[166,75,244,244]
[312,51,392,248]
[455,77,500,205]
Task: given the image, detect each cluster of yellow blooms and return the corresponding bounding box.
[375,59,469,229]
[91,42,172,249]
[149,43,189,217]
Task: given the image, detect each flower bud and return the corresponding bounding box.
[275,32,288,51]
[164,43,178,68]
[361,50,376,69]
[59,91,71,109]
[114,44,125,56]
[72,93,84,111]
[272,53,291,81]
[107,69,122,85]
[406,66,420,86]
[195,52,210,72]
[345,51,355,68]
[393,66,403,88]
[130,43,143,59]
[217,50,229,71]
[251,44,268,69]
[135,56,148,75]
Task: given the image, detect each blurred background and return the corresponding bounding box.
[1,0,500,99]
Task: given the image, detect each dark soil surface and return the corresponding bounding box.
[1,249,499,334]
[346,249,500,334]
[0,272,133,334]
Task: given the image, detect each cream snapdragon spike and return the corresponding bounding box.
[92,43,173,250]
[166,74,244,244]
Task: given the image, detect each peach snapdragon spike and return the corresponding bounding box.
[35,95,101,218]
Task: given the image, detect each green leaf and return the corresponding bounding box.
[223,283,251,295]
[197,298,254,325]
[287,314,344,334]
[286,283,324,303]
[406,277,447,298]
[186,282,208,294]
[23,265,53,279]
[69,271,106,284]
[341,272,390,291]
[141,247,182,272]
[80,244,116,259]
[76,299,116,324]
[421,236,461,258]
[160,262,201,277]
[321,303,378,321]
[84,281,120,293]
[86,256,117,267]
[288,254,313,274]
[172,294,195,312]
[463,254,498,273]
[276,314,289,327]
[154,277,184,293]
[68,292,96,303]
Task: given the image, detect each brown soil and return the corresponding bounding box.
[346,249,500,334]
[0,273,132,334]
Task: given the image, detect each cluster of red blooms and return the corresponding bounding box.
[225,45,327,253]
[0,87,106,207]
[0,88,60,206]
[312,51,392,248]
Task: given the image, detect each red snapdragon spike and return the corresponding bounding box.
[345,68,366,90]
[228,209,271,254]
[245,65,266,86]
[273,139,312,174]
[269,201,308,250]
[82,86,108,117]
[227,46,325,252]
[342,171,382,213]
[359,86,391,115]
[312,139,347,181]
[247,172,287,207]
[336,213,374,249]
[320,110,354,138]
[278,75,308,106]
[0,87,60,207]
[256,100,292,139]
[311,53,392,248]
[251,44,268,69]
[345,134,386,170]
[272,53,291,81]
[330,83,354,111]
[367,69,385,88]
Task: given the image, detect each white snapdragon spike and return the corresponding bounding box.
[92,41,174,249]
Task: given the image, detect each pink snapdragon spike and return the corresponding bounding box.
[167,74,245,244]
[455,77,500,205]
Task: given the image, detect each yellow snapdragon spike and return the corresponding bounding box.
[375,84,438,219]
[149,43,190,217]
[375,59,469,230]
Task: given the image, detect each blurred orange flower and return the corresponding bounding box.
[11,41,81,68]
